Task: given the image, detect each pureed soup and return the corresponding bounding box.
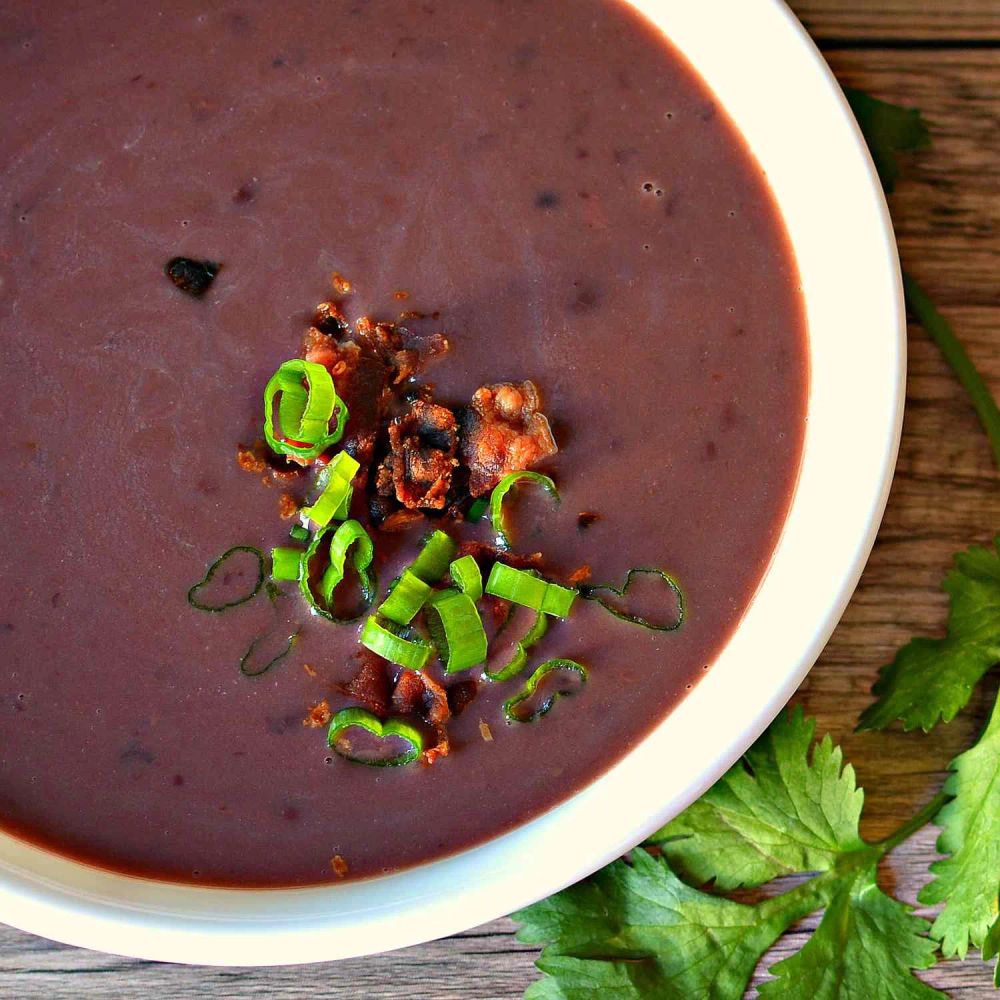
[0,0,807,886]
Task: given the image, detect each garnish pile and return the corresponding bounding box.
[188,294,683,769]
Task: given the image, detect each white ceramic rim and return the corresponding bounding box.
[0,0,905,966]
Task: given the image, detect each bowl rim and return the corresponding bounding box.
[0,0,905,966]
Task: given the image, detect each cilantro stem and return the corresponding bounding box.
[875,789,951,855]
[903,272,1000,472]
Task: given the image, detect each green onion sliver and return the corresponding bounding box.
[240,628,301,677]
[300,519,375,623]
[327,707,424,767]
[483,608,548,682]
[489,471,559,550]
[426,590,488,673]
[301,451,359,528]
[378,570,433,626]
[360,617,431,670]
[466,497,488,522]
[485,563,576,618]
[579,567,685,632]
[263,359,349,460]
[449,555,483,601]
[271,547,302,582]
[187,546,265,612]
[503,658,588,723]
[410,530,458,583]
[288,523,310,543]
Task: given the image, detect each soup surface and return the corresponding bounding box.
[0,0,807,885]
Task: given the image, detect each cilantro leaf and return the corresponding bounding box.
[859,538,1000,732]
[919,697,1000,959]
[844,87,930,193]
[515,849,823,1000]
[649,709,864,889]
[984,914,999,987]
[760,867,942,999]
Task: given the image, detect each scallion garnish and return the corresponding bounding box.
[579,567,685,631]
[485,563,576,618]
[503,658,587,723]
[467,497,488,522]
[327,707,424,767]
[378,570,433,626]
[187,546,265,612]
[300,451,359,528]
[359,617,431,669]
[270,547,303,582]
[300,519,375,622]
[483,608,549,682]
[489,470,559,550]
[239,628,301,677]
[449,554,483,601]
[409,530,458,583]
[289,523,310,543]
[425,590,488,673]
[263,359,348,460]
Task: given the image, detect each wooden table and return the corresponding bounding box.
[2,2,997,996]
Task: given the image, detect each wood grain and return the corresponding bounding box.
[2,25,999,1000]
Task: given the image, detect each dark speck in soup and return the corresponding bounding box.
[0,0,806,886]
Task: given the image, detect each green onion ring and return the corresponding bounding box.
[449,555,483,602]
[327,707,424,767]
[300,520,375,623]
[239,628,301,677]
[288,523,311,543]
[503,658,588,723]
[485,562,576,618]
[489,471,559,550]
[579,567,685,631]
[359,617,431,669]
[426,590,488,673]
[187,546,265,612]
[483,607,549,682]
[270,547,303,582]
[378,570,433,626]
[263,359,348,460]
[301,451,359,528]
[409,530,458,583]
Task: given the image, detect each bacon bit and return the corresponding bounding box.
[447,680,478,716]
[302,663,318,678]
[399,309,425,321]
[278,492,299,519]
[391,669,451,725]
[344,653,390,718]
[377,401,458,510]
[479,719,494,743]
[457,540,544,572]
[393,289,410,301]
[331,272,353,295]
[303,699,332,728]
[379,509,426,534]
[422,726,450,765]
[392,348,420,384]
[330,854,349,877]
[420,671,451,726]
[237,444,267,474]
[577,511,601,530]
[314,300,346,336]
[568,564,592,585]
[459,380,558,496]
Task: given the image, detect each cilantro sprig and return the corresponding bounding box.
[513,89,1000,997]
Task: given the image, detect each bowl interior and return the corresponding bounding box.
[0,0,903,965]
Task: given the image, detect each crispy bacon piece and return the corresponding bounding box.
[236,443,267,473]
[567,564,592,585]
[313,300,347,337]
[456,540,544,572]
[459,380,557,496]
[278,492,298,519]
[422,727,450,765]
[330,854,349,877]
[447,680,478,717]
[377,401,458,510]
[344,653,390,718]
[379,509,426,534]
[391,669,451,726]
[303,699,331,728]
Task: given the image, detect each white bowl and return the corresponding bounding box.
[0,0,904,965]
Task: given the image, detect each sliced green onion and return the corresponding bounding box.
[483,608,548,682]
[467,497,488,522]
[327,707,424,767]
[263,359,348,460]
[240,628,301,677]
[503,659,588,723]
[410,530,457,583]
[489,471,559,550]
[360,617,431,669]
[449,555,483,601]
[485,563,576,618]
[300,520,375,623]
[426,590,488,673]
[187,546,265,612]
[378,570,432,626]
[300,451,359,528]
[270,547,302,581]
[579,567,685,632]
[289,523,311,543]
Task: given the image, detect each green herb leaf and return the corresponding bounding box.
[760,867,942,999]
[919,696,1000,960]
[844,88,930,194]
[649,708,864,889]
[859,538,1000,732]
[983,914,999,987]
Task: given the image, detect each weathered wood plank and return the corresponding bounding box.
[1,41,998,1000]
[789,0,1000,43]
